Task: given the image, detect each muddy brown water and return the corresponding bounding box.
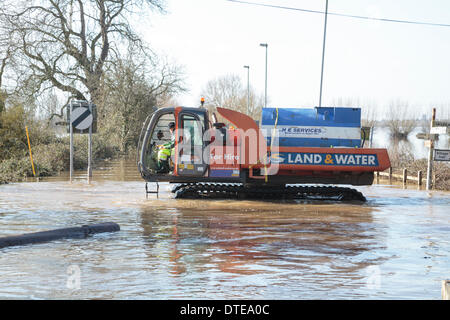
[0,160,448,299]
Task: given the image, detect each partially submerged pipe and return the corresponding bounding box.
[0,222,120,249]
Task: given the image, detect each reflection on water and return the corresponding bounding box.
[372,127,450,159]
[138,201,384,298]
[0,160,449,299]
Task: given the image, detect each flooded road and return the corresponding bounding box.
[0,160,449,299]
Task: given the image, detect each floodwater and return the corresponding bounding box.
[0,160,448,299]
[371,126,450,159]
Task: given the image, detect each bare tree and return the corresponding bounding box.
[100,47,185,152]
[0,26,14,112]
[202,74,264,121]
[0,0,165,106]
[386,100,417,140]
[329,96,379,128]
[0,48,10,90]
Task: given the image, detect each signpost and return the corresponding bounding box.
[416,133,437,140]
[430,126,449,135]
[68,100,96,182]
[433,120,450,127]
[69,101,74,182]
[425,108,449,190]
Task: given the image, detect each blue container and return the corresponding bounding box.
[260,107,361,148]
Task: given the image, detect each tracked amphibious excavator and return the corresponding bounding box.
[137,104,390,201]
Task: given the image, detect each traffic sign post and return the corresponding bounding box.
[69,101,74,182]
[66,101,97,134]
[426,109,450,190]
[68,100,96,182]
[87,102,93,181]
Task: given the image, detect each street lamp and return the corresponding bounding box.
[243,65,250,114]
[318,0,328,108]
[260,43,268,108]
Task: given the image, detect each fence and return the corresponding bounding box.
[375,167,431,187]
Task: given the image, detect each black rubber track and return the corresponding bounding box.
[172,183,366,202]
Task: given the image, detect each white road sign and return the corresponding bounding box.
[434,149,450,161]
[430,126,449,135]
[70,106,93,130]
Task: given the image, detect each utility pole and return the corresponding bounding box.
[318,0,328,108]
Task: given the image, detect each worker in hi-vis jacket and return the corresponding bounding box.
[156,122,175,173]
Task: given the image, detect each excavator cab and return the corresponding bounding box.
[138,107,210,182]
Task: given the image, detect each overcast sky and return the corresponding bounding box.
[140,0,450,118]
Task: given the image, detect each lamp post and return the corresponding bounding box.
[243,65,250,114]
[260,43,268,108]
[318,0,328,108]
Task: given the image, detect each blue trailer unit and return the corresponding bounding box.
[260,107,361,148]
